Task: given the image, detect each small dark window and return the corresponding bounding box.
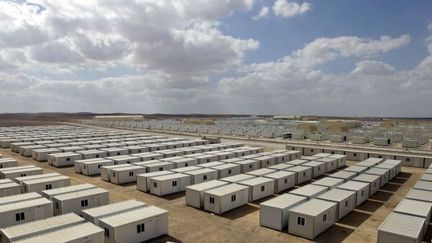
[55,202,59,209]
[297,217,305,226]
[361,190,364,196]
[353,153,357,157]
[153,182,157,188]
[112,172,116,177]
[185,163,189,167]
[331,151,335,154]
[303,172,306,176]
[98,165,102,168]
[66,158,70,161]
[209,197,215,204]
[323,214,327,222]
[136,223,145,233]
[231,195,236,202]
[96,154,100,158]
[203,175,208,181]
[284,178,288,184]
[45,184,52,190]
[345,200,348,207]
[129,171,134,176]
[15,212,25,221]
[207,159,210,162]
[228,170,232,175]
[311,149,314,152]
[406,158,411,162]
[172,181,177,187]
[159,167,163,171]
[249,165,253,169]
[21,174,26,177]
[81,199,88,207]
[138,150,141,153]
[105,228,110,237]
[261,185,265,192]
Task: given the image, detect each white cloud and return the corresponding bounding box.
[253,6,270,20]
[351,60,395,75]
[272,0,311,18]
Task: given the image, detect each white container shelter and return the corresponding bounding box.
[161,157,197,168]
[312,177,344,189]
[0,179,21,197]
[149,173,191,196]
[14,222,104,243]
[144,161,175,173]
[337,181,369,206]
[263,171,295,193]
[0,166,43,180]
[352,174,381,196]
[203,183,249,215]
[21,175,71,193]
[375,163,398,180]
[394,199,432,232]
[52,187,109,215]
[82,200,147,225]
[288,199,337,240]
[77,158,115,176]
[101,147,128,157]
[186,180,229,208]
[317,188,356,220]
[259,194,307,231]
[286,166,313,185]
[106,155,140,165]
[364,167,390,187]
[101,164,131,182]
[110,165,147,184]
[239,177,274,202]
[233,159,261,173]
[0,213,85,243]
[220,174,256,183]
[132,152,163,162]
[0,194,53,228]
[316,157,338,172]
[136,171,175,192]
[289,184,328,199]
[382,159,402,174]
[377,212,425,243]
[328,171,357,182]
[41,183,97,200]
[184,168,218,184]
[0,158,17,168]
[20,145,46,157]
[77,149,108,160]
[32,148,61,162]
[212,163,241,178]
[253,156,277,168]
[48,152,81,167]
[98,206,168,243]
[302,161,326,178]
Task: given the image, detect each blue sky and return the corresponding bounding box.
[0,0,431,116]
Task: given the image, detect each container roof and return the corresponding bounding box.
[186,180,228,191]
[82,200,146,217]
[100,206,167,227]
[289,199,337,216]
[378,212,425,238]
[337,181,369,191]
[394,199,432,218]
[405,189,432,203]
[260,194,306,209]
[204,183,248,196]
[317,188,355,202]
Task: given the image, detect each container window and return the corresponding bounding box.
[112,172,116,177]
[136,223,145,233]
[172,181,177,187]
[284,178,288,184]
[345,200,348,207]
[203,175,208,181]
[361,190,364,196]
[323,214,327,222]
[231,195,236,202]
[261,186,265,192]
[297,217,305,226]
[104,228,110,237]
[153,182,157,188]
[96,154,100,158]
[117,152,121,155]
[353,153,357,157]
[185,163,189,167]
[66,158,70,162]
[129,171,134,176]
[81,199,88,207]
[45,184,52,190]
[228,170,232,175]
[15,212,25,221]
[159,167,163,171]
[209,197,215,204]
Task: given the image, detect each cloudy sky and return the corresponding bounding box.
[0,0,431,116]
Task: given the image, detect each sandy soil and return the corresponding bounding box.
[0,127,427,243]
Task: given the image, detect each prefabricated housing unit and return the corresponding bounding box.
[184,168,218,184]
[352,173,381,196]
[32,148,61,162]
[186,180,229,208]
[0,213,85,243]
[0,193,53,228]
[312,177,344,190]
[393,199,432,232]
[203,183,249,215]
[143,161,175,173]
[51,187,109,216]
[289,184,328,200]
[13,222,104,243]
[263,170,296,193]
[288,199,337,240]
[253,156,277,168]
[21,175,71,193]
[337,181,370,206]
[77,149,108,160]
[100,164,131,182]
[233,159,261,173]
[259,194,307,231]
[375,163,398,180]
[41,183,97,200]
[0,158,17,168]
[364,167,390,187]
[98,206,168,243]
[286,166,313,185]
[239,177,275,202]
[302,161,326,178]
[76,158,115,175]
[82,200,147,225]
[161,157,197,168]
[106,155,141,165]
[317,188,356,220]
[101,147,129,157]
[136,171,175,192]
[378,212,425,243]
[109,165,147,184]
[132,152,163,162]
[0,179,21,197]
[19,145,46,157]
[48,152,81,167]
[316,157,339,172]
[212,163,241,178]
[149,173,191,196]
[0,166,43,180]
